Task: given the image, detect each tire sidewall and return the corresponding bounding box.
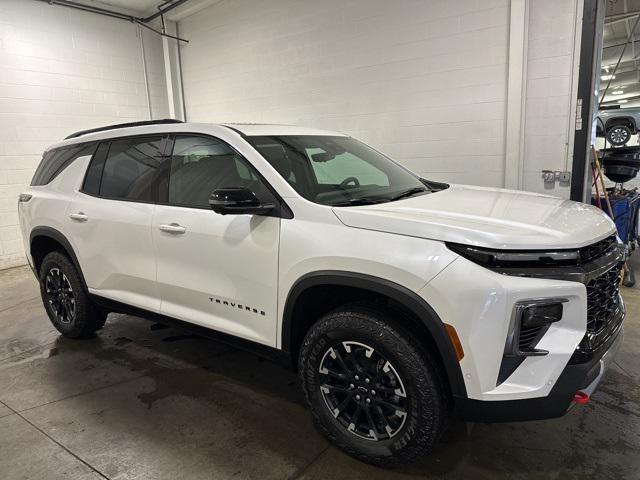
[300,311,444,463]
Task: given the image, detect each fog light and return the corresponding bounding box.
[521,303,563,329]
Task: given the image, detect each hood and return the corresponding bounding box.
[332,184,616,250]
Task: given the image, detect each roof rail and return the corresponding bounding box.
[64,119,184,140]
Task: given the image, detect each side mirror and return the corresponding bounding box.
[209,187,275,215]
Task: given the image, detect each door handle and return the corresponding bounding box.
[159,223,186,234]
[69,212,88,222]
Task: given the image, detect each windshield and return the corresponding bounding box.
[246,135,433,206]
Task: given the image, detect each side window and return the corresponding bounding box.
[31,143,97,186]
[98,136,169,201]
[252,143,298,185]
[168,135,269,208]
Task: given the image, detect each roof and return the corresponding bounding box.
[56,121,347,149]
[222,123,346,137]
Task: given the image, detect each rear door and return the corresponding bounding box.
[152,134,281,346]
[65,135,170,312]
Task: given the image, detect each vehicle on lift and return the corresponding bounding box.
[18,120,626,467]
[597,106,640,146]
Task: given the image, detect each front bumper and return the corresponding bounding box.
[454,322,624,422]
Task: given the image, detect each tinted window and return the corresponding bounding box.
[99,136,168,201]
[82,142,110,195]
[168,135,270,208]
[31,143,97,186]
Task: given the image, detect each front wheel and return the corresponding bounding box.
[298,305,449,468]
[39,251,107,338]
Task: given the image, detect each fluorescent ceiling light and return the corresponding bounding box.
[602,74,616,80]
[618,99,628,103]
[612,90,624,95]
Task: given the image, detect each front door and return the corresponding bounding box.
[152,134,281,346]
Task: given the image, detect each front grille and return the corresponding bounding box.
[579,234,617,264]
[586,263,622,333]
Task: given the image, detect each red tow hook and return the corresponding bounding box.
[573,391,590,405]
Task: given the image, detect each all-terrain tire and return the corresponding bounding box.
[39,251,107,338]
[298,304,449,468]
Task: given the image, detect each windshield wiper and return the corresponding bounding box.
[388,187,428,201]
[329,197,389,207]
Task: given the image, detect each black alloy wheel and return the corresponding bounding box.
[318,341,407,441]
[44,267,76,324]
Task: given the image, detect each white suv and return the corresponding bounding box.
[18,120,625,467]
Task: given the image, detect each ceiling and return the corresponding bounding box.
[78,0,215,21]
[601,0,640,108]
[93,0,164,12]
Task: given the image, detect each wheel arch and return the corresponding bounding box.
[605,116,637,132]
[30,226,88,290]
[281,270,467,398]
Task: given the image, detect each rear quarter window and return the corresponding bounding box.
[31,143,97,186]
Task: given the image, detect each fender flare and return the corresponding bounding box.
[281,270,467,398]
[29,226,89,291]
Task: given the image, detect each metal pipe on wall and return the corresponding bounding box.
[138,25,154,121]
[33,0,190,43]
[176,22,188,121]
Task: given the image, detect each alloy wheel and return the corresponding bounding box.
[318,341,408,441]
[610,127,630,145]
[44,267,76,324]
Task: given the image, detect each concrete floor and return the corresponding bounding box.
[0,266,638,480]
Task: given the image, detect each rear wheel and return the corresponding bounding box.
[39,251,107,338]
[607,125,632,146]
[298,304,449,468]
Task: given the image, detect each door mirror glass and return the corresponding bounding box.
[209,187,274,215]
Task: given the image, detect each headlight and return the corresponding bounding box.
[446,243,578,269]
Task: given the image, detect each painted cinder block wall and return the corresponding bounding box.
[522,0,580,194]
[179,0,510,187]
[0,0,168,269]
[178,0,580,196]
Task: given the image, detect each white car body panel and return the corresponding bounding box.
[152,204,280,345]
[18,156,87,269]
[333,184,616,249]
[276,197,459,348]
[69,197,159,312]
[419,256,588,400]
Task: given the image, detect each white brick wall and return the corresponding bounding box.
[522,0,578,195]
[0,0,168,269]
[178,0,510,187]
[141,27,171,119]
